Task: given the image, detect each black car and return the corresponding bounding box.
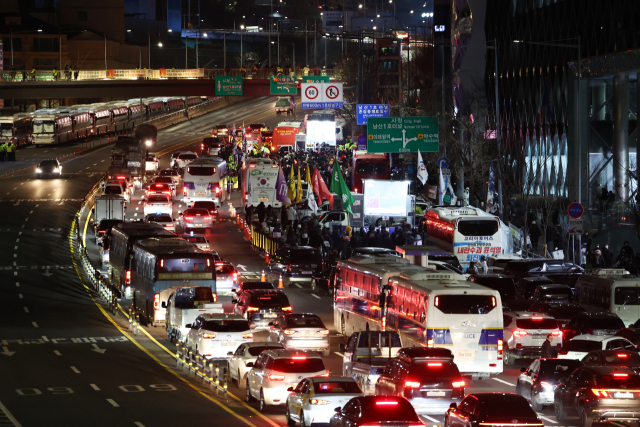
[582,350,640,372]
[94,219,123,241]
[330,396,422,427]
[375,348,465,414]
[515,277,555,299]
[445,393,542,427]
[562,312,626,342]
[268,246,322,283]
[531,284,574,302]
[468,274,516,302]
[554,366,640,426]
[36,159,62,178]
[526,301,586,328]
[233,280,275,296]
[516,358,583,411]
[233,289,291,330]
[192,201,219,216]
[201,137,222,154]
[504,259,584,286]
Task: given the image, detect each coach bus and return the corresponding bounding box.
[131,237,217,325]
[574,269,640,326]
[0,114,32,147]
[183,157,228,208]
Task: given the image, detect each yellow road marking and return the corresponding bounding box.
[83,206,92,247]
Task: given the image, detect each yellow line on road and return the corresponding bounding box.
[82,206,92,247]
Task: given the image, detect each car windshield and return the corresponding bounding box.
[290,249,322,263]
[435,295,496,314]
[271,358,325,373]
[587,317,625,330]
[187,166,215,176]
[104,186,122,195]
[539,360,583,378]
[202,319,250,332]
[247,345,282,356]
[148,195,169,203]
[515,318,559,329]
[359,399,419,422]
[408,362,461,383]
[562,340,602,353]
[285,316,325,328]
[179,154,197,160]
[477,394,534,417]
[193,202,217,211]
[314,381,361,394]
[594,374,640,388]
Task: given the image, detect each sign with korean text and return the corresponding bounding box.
[108,69,152,79]
[568,202,584,219]
[302,76,329,83]
[78,70,107,80]
[301,82,343,109]
[367,116,439,153]
[356,104,390,125]
[161,68,204,78]
[215,76,243,95]
[569,218,583,235]
[270,76,297,95]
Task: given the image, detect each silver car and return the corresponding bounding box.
[268,313,330,356]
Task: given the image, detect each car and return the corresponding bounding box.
[445,393,543,427]
[286,377,363,427]
[268,246,323,283]
[553,366,640,426]
[467,274,516,302]
[582,350,640,372]
[144,194,172,216]
[94,219,123,241]
[103,180,130,203]
[531,283,574,302]
[179,208,213,231]
[215,262,238,295]
[245,349,328,411]
[557,335,637,360]
[427,254,462,271]
[169,151,181,168]
[267,313,330,356]
[228,342,285,386]
[516,358,584,411]
[331,396,423,427]
[150,176,176,196]
[503,311,563,365]
[145,152,159,172]
[144,213,175,231]
[180,233,210,251]
[201,137,223,156]
[234,280,276,297]
[526,301,586,328]
[375,347,465,414]
[158,168,181,185]
[515,277,555,300]
[213,124,230,139]
[233,289,292,330]
[175,151,198,170]
[185,313,253,360]
[561,312,626,341]
[486,254,523,273]
[146,182,174,201]
[192,201,219,217]
[36,159,62,178]
[504,259,584,286]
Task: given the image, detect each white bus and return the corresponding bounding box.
[424,205,513,266]
[183,157,228,208]
[0,114,32,147]
[574,269,640,326]
[32,111,74,146]
[387,270,503,379]
[241,157,282,208]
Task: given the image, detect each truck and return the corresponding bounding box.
[135,123,158,151]
[274,96,296,115]
[93,195,125,224]
[164,287,223,343]
[338,331,403,395]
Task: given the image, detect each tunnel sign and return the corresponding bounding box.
[301,82,343,109]
[215,76,243,96]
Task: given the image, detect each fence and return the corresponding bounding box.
[250,222,283,256]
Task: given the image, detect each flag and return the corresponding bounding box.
[287,167,297,202]
[232,122,236,136]
[417,150,428,185]
[438,167,446,205]
[296,166,303,203]
[331,162,355,214]
[312,166,331,205]
[308,191,318,213]
[306,165,313,196]
[275,167,291,205]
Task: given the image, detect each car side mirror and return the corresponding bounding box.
[339,343,346,353]
[185,324,192,328]
[449,403,457,410]
[245,362,254,368]
[161,301,167,308]
[520,367,527,373]
[227,352,233,356]
[334,407,341,413]
[287,387,294,392]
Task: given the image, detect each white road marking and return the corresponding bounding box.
[15,239,19,243]
[134,423,145,427]
[15,282,19,287]
[29,211,33,214]
[90,384,101,391]
[24,218,28,221]
[42,336,49,342]
[53,350,61,356]
[18,231,21,235]
[0,399,23,427]
[35,204,39,207]
[311,294,321,299]
[107,399,119,407]
[23,307,29,313]
[294,283,302,288]
[492,378,516,386]
[421,415,441,424]
[14,246,17,250]
[334,352,344,357]
[14,271,17,276]
[536,414,557,424]
[13,254,17,257]
[18,294,22,299]
[70,366,81,374]
[31,322,38,328]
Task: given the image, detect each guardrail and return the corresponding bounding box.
[175,343,229,395]
[250,222,283,256]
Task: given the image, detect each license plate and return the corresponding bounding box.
[457,350,477,359]
[196,192,206,196]
[302,271,312,274]
[427,391,446,397]
[221,341,237,346]
[264,313,276,318]
[194,224,203,227]
[615,392,634,399]
[531,334,546,339]
[218,275,227,280]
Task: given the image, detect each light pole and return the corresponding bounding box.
[240,26,245,68]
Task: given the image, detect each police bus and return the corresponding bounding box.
[241,157,282,208]
[574,269,640,326]
[131,237,217,326]
[183,157,228,208]
[0,114,32,148]
[424,206,513,267]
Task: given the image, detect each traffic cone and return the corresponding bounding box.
[261,270,266,282]
[278,274,284,289]
[265,251,270,264]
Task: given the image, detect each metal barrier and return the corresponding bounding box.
[250,223,282,255]
[175,343,229,395]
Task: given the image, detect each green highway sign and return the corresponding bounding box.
[367,116,439,153]
[215,76,243,95]
[270,76,297,95]
[302,76,329,83]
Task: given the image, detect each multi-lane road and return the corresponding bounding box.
[0,97,615,427]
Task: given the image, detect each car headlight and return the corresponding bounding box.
[36,168,42,173]
[53,167,59,173]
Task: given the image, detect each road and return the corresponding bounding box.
[0,96,624,427]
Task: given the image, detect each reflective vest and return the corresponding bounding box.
[0,145,6,153]
[7,144,15,153]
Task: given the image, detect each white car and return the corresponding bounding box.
[180,234,210,251]
[144,194,172,216]
[286,377,363,427]
[228,342,285,386]
[186,313,254,359]
[557,334,637,360]
[103,181,131,203]
[145,153,159,172]
[144,213,175,232]
[246,349,328,411]
[175,151,198,169]
[503,311,562,365]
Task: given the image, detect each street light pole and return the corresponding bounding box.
[185,35,188,68]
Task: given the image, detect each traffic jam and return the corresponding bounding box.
[84,111,640,427]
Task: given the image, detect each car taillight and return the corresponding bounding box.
[203,333,216,339]
[206,259,211,267]
[215,187,220,194]
[309,399,329,405]
[558,350,568,355]
[452,381,465,388]
[427,363,442,367]
[232,273,238,282]
[552,331,562,337]
[586,329,594,335]
[614,373,629,378]
[282,306,292,312]
[204,216,211,220]
[242,333,253,339]
[125,270,131,284]
[246,307,259,312]
[512,330,528,337]
[318,329,329,335]
[153,293,160,310]
[268,374,285,381]
[617,353,629,358]
[185,216,194,221]
[427,338,434,348]
[592,389,610,397]
[284,330,298,335]
[497,339,503,356]
[405,381,420,388]
[375,401,399,406]
[540,381,554,389]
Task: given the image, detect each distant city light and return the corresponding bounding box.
[158,42,163,47]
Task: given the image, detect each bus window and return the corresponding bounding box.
[457,220,499,236]
[615,288,640,305]
[187,166,216,176]
[435,295,497,314]
[357,162,387,175]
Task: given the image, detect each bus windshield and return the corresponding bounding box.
[0,123,12,137]
[33,121,55,134]
[186,166,216,176]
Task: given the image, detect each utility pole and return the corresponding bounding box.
[314,18,317,65]
[223,32,226,68]
[148,32,150,68]
[277,22,280,66]
[241,31,243,68]
[493,39,503,220]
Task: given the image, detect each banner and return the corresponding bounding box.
[78,70,107,80]
[108,69,151,79]
[160,68,204,78]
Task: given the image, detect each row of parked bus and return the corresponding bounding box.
[0,96,210,148]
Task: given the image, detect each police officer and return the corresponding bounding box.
[0,142,6,162]
[30,68,36,81]
[7,142,15,161]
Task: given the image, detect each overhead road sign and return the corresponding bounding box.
[301,82,343,109]
[302,76,329,83]
[215,76,243,95]
[367,116,439,153]
[356,104,391,125]
[270,76,297,95]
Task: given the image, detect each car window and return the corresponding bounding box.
[623,340,637,350]
[294,380,304,393]
[301,380,310,394]
[314,381,361,394]
[586,317,625,330]
[561,340,602,353]
[342,400,359,418]
[576,370,593,385]
[583,353,599,364]
[503,315,513,328]
[606,339,625,350]
[271,358,325,373]
[202,319,250,332]
[234,345,246,357]
[285,316,325,328]
[459,396,477,414]
[247,345,282,356]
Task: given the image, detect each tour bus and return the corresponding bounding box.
[109,103,131,133]
[574,269,640,326]
[0,114,32,147]
[241,157,282,208]
[351,151,389,193]
[70,109,93,139]
[32,111,74,146]
[424,205,514,266]
[109,223,177,297]
[183,157,228,208]
[131,237,217,326]
[272,121,304,151]
[387,270,504,378]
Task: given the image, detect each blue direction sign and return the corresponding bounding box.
[357,104,391,125]
[568,202,584,219]
[437,157,449,169]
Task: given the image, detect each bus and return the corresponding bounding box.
[574,269,640,326]
[109,222,177,297]
[387,270,504,379]
[32,111,74,146]
[241,157,282,208]
[183,157,228,208]
[424,205,513,266]
[131,237,217,325]
[0,114,32,148]
[272,121,304,151]
[351,151,389,193]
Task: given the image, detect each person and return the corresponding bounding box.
[581,244,588,268]
[620,241,635,259]
[528,221,541,251]
[478,256,488,274]
[405,230,415,245]
[245,205,253,224]
[465,262,478,275]
[600,187,608,212]
[256,201,266,224]
[381,227,394,250]
[541,334,554,358]
[7,142,15,161]
[30,68,36,81]
[286,205,297,226]
[341,226,352,259]
[603,243,614,267]
[0,142,6,162]
[592,249,606,268]
[53,68,58,81]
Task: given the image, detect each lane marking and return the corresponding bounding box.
[106,399,119,407]
[18,294,22,299]
[294,283,302,288]
[311,294,320,299]
[492,378,515,386]
[15,282,19,287]
[70,366,81,373]
[90,384,101,391]
[536,414,557,424]
[14,246,18,250]
[0,399,23,427]
[42,336,49,342]
[421,415,441,424]
[134,423,145,427]
[334,352,344,357]
[31,322,38,328]
[23,307,29,313]
[53,350,61,356]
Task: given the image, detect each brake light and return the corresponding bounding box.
[204,216,211,220]
[427,363,442,367]
[309,399,329,405]
[201,143,204,149]
[427,338,434,348]
[203,333,216,339]
[552,331,562,337]
[375,401,398,406]
[126,270,131,284]
[242,333,253,339]
[271,165,278,168]
[268,374,285,381]
[452,381,466,388]
[540,381,553,389]
[155,184,163,187]
[617,353,629,358]
[284,330,298,335]
[249,164,256,168]
[282,306,292,312]
[586,329,594,335]
[292,356,307,360]
[116,175,126,180]
[405,381,420,388]
[153,293,160,310]
[185,216,194,221]
[318,329,329,335]
[246,307,259,311]
[558,350,568,355]
[215,187,220,194]
[592,389,610,397]
[232,273,238,282]
[614,373,629,378]
[497,339,503,356]
[206,259,211,267]
[512,330,528,337]
[492,296,496,307]
[532,317,543,320]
